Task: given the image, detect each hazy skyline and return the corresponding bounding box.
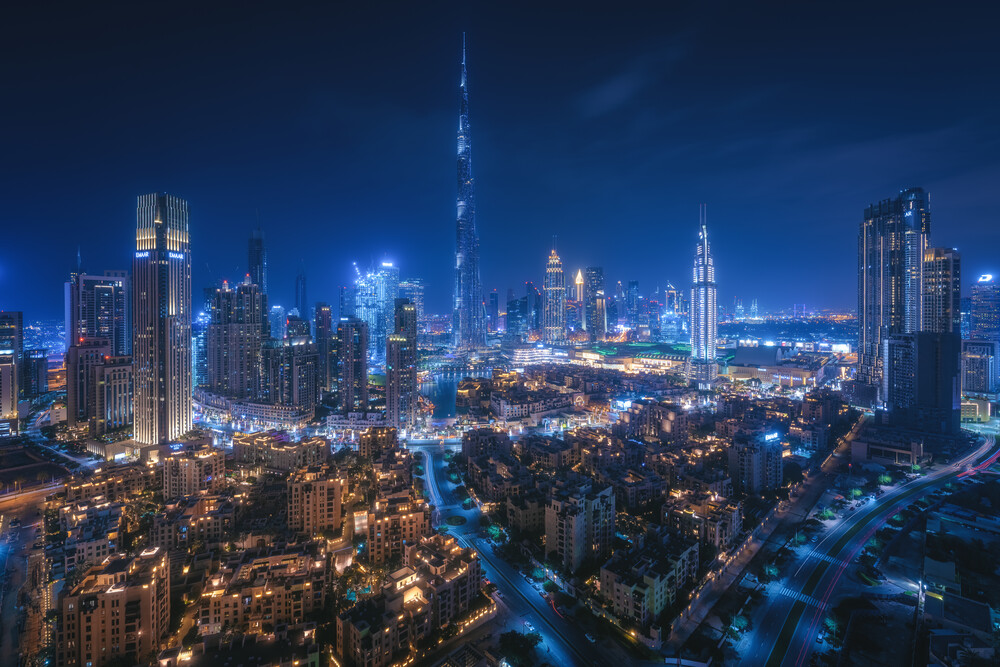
[3,2,999,320]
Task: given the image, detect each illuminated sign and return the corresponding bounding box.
[168,252,185,260]
[135,251,149,258]
[764,432,779,442]
[979,274,994,283]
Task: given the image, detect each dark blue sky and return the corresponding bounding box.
[2,2,999,320]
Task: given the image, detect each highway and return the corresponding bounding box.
[742,434,1000,667]
[414,443,638,667]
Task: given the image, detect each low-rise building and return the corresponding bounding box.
[162,442,225,499]
[403,534,482,627]
[152,495,235,552]
[56,548,170,667]
[666,493,743,552]
[287,464,348,538]
[545,481,615,573]
[506,490,546,535]
[59,497,122,572]
[198,544,328,635]
[66,463,156,503]
[366,490,430,566]
[599,530,699,630]
[232,431,329,472]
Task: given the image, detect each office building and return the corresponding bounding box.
[206,278,265,400]
[545,481,615,573]
[191,311,210,387]
[355,262,399,363]
[487,288,499,332]
[386,299,417,430]
[337,318,369,413]
[315,302,334,392]
[268,305,286,340]
[0,311,23,412]
[66,338,111,428]
[690,206,718,386]
[55,548,169,667]
[287,463,348,537]
[65,272,130,356]
[162,442,225,498]
[971,274,999,342]
[452,35,486,349]
[22,348,48,397]
[294,269,308,317]
[248,226,268,294]
[728,433,782,494]
[543,249,566,344]
[398,279,425,332]
[857,187,931,396]
[961,340,999,396]
[585,266,606,341]
[923,248,961,335]
[260,338,319,417]
[133,193,192,445]
[89,356,133,437]
[883,332,961,434]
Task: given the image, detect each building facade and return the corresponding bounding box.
[689,206,718,386]
[132,193,192,445]
[543,249,566,344]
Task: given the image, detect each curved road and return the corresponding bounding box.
[748,434,999,667]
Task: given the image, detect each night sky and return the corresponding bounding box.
[3,2,999,321]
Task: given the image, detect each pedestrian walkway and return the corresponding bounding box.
[773,584,827,609]
[803,549,849,568]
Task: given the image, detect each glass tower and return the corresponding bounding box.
[452,33,486,349]
[689,205,717,386]
[543,250,566,343]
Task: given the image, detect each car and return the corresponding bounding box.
[524,621,535,632]
[585,633,597,643]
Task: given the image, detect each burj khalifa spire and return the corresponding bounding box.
[452,33,486,349]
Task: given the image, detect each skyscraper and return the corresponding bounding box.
[0,311,22,434]
[132,193,192,445]
[922,248,961,335]
[487,289,499,333]
[294,269,308,317]
[971,274,999,342]
[452,34,486,349]
[585,267,606,341]
[626,280,639,328]
[355,262,399,364]
[689,205,718,386]
[857,188,931,395]
[543,249,566,344]
[315,302,334,392]
[206,278,265,400]
[387,299,418,430]
[398,279,425,332]
[574,270,584,303]
[248,226,267,294]
[269,305,286,340]
[65,271,130,356]
[337,318,369,414]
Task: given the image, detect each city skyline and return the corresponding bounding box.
[3,4,1000,321]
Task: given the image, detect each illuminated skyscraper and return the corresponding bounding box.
[689,205,717,386]
[294,269,308,317]
[337,318,369,414]
[248,226,267,294]
[574,270,585,303]
[857,187,930,395]
[387,299,418,429]
[356,262,399,363]
[398,279,425,332]
[132,193,192,445]
[543,249,566,343]
[452,34,486,349]
[0,311,22,434]
[206,278,265,400]
[65,271,130,356]
[922,248,961,335]
[971,274,999,342]
[315,302,334,392]
[585,267,606,341]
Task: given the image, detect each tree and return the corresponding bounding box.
[498,631,542,666]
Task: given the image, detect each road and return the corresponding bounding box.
[745,434,999,667]
[415,443,634,667]
[0,486,55,667]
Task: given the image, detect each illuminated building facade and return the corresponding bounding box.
[248,226,267,294]
[65,271,130,356]
[386,299,417,429]
[315,302,334,392]
[356,262,399,363]
[923,247,961,335]
[543,249,566,343]
[689,206,717,386]
[452,34,486,349]
[585,266,606,341]
[336,317,369,413]
[857,187,930,395]
[971,274,1000,342]
[162,442,224,498]
[132,193,192,445]
[206,278,265,400]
